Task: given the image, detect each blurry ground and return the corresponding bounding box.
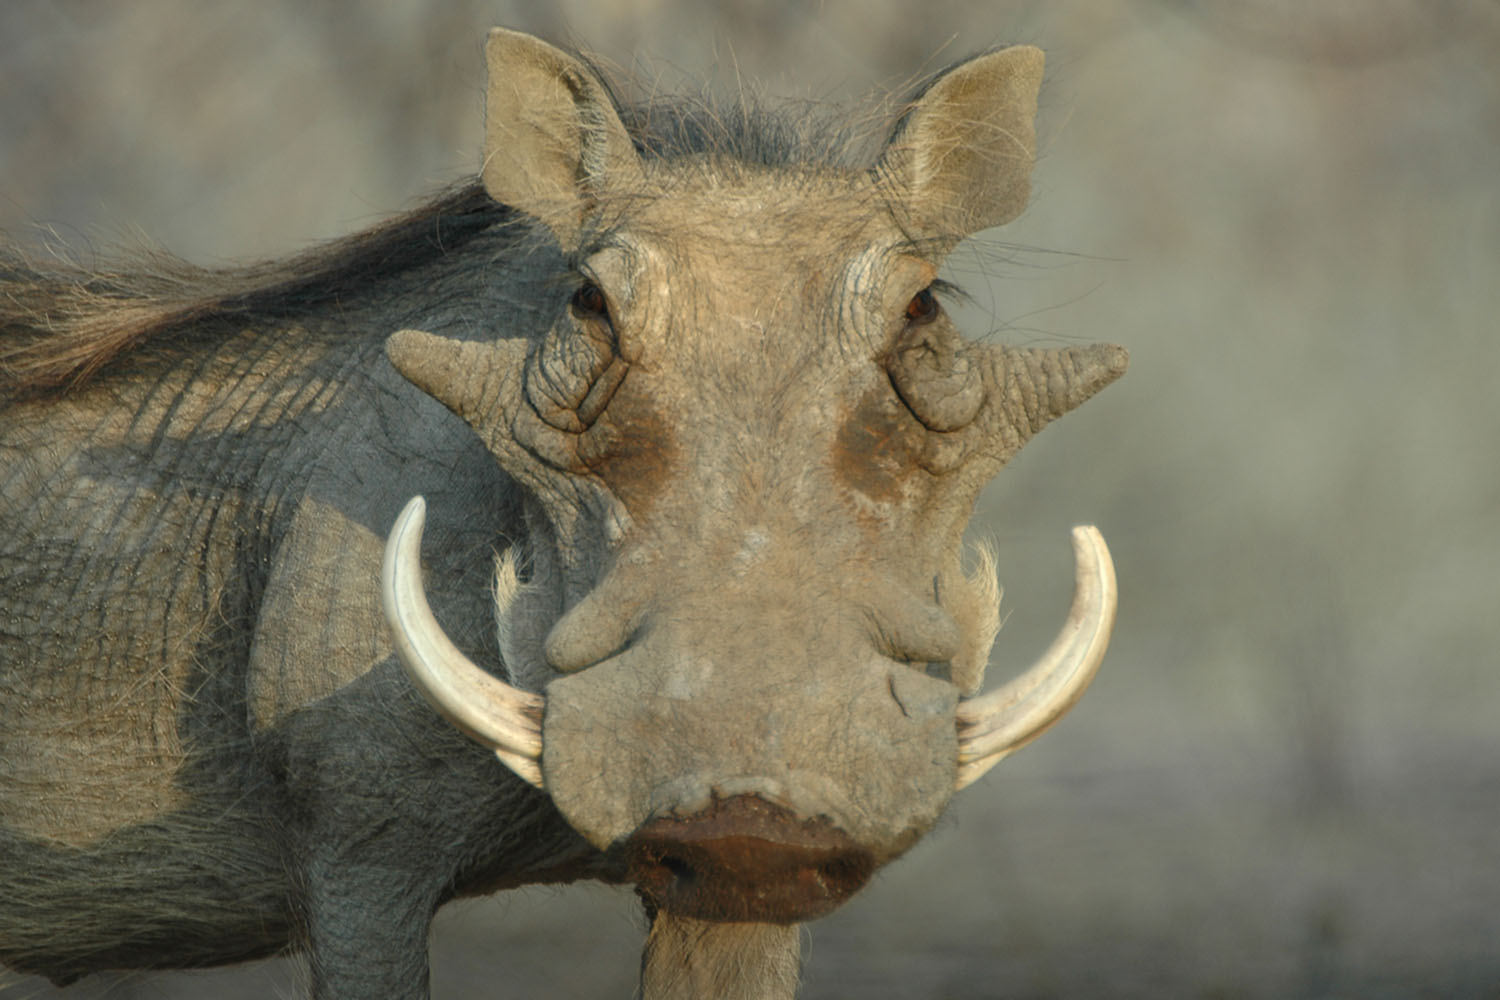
[2,1,1498,997]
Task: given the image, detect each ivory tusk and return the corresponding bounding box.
[954,525,1117,790]
[381,495,546,789]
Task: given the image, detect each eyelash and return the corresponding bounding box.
[905,280,965,325]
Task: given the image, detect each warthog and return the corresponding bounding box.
[0,27,1126,999]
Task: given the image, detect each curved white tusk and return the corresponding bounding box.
[381,495,546,789]
[954,525,1117,790]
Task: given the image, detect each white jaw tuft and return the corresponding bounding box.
[947,540,1005,696]
[493,546,535,683]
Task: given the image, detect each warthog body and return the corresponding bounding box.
[0,28,1125,999]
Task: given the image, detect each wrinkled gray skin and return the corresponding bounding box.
[0,28,1124,1000]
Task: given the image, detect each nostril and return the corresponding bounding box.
[659,853,696,888]
[634,850,698,901]
[817,854,868,895]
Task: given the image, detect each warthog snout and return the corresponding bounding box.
[624,795,874,923]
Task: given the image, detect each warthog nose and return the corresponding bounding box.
[623,795,875,923]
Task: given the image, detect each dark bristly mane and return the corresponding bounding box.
[0,184,507,401]
[578,44,871,169]
[618,96,867,169]
[0,75,869,403]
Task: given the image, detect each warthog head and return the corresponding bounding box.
[381,29,1125,924]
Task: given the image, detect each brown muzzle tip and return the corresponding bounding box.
[623,795,875,924]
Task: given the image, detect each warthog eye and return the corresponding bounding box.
[520,280,623,435]
[905,286,940,325]
[884,285,982,433]
[571,281,610,323]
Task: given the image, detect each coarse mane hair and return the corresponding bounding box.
[0,185,507,401]
[0,56,893,402]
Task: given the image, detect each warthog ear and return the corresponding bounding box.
[481,28,643,249]
[878,45,1044,240]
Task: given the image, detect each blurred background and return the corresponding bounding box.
[2,1,1497,997]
